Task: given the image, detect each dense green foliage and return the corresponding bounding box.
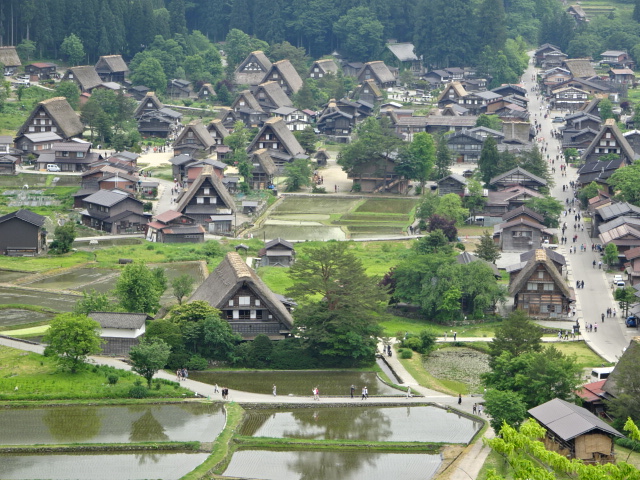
[43,313,104,373]
[129,337,172,387]
[287,242,387,367]
[391,241,506,321]
[114,263,167,314]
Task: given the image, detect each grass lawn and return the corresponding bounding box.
[379,315,503,338]
[0,324,49,337]
[396,351,462,395]
[476,449,514,480]
[0,345,190,400]
[552,341,611,368]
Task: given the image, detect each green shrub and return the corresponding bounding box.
[403,337,422,351]
[616,437,640,450]
[352,183,362,192]
[107,374,119,385]
[129,384,148,398]
[202,240,222,258]
[187,355,209,371]
[400,349,413,359]
[311,186,327,194]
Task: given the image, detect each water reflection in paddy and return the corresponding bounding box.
[240,406,481,444]
[189,370,399,396]
[224,449,442,480]
[0,403,225,445]
[0,452,209,480]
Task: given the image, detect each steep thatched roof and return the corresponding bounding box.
[207,119,230,139]
[65,66,103,91]
[263,60,303,94]
[95,55,128,74]
[189,251,294,329]
[255,81,293,109]
[563,59,597,78]
[232,90,263,112]
[17,97,83,139]
[508,249,572,298]
[582,118,636,164]
[134,92,164,118]
[0,46,21,67]
[251,148,277,176]
[358,61,395,85]
[247,117,305,156]
[309,59,339,76]
[175,165,235,214]
[173,120,215,150]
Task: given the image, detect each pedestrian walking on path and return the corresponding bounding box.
[273,385,277,396]
[406,386,412,398]
[458,394,462,405]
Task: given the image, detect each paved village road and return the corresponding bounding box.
[520,58,635,363]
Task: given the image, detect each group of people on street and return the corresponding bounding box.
[472,403,483,415]
[176,368,188,381]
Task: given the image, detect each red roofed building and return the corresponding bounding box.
[576,380,607,415]
[146,210,204,243]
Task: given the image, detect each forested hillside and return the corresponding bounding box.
[3,0,640,77]
[0,0,568,65]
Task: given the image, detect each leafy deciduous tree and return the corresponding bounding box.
[60,33,85,65]
[114,263,166,314]
[172,274,195,305]
[43,313,104,372]
[129,338,171,387]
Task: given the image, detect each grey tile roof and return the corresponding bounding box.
[84,189,134,207]
[0,209,46,227]
[89,312,148,329]
[528,398,622,441]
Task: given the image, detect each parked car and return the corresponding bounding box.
[613,275,624,284]
[46,164,61,172]
[626,315,638,328]
[553,116,564,123]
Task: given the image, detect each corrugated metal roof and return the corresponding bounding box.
[528,398,622,441]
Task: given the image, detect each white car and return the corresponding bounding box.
[615,280,626,288]
[613,275,624,284]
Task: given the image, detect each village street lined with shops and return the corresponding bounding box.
[521,58,635,364]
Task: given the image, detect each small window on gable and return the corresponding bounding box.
[255,299,260,306]
[204,188,210,195]
[538,271,544,279]
[229,300,234,306]
[239,296,250,306]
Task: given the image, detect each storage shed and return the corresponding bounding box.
[528,398,623,464]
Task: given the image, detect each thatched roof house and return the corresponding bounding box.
[95,55,128,82]
[63,66,103,92]
[509,248,573,317]
[0,46,21,74]
[261,59,303,95]
[189,252,294,339]
[16,97,83,140]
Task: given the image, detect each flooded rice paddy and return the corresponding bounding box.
[223,449,442,480]
[24,268,118,292]
[239,405,481,443]
[0,270,32,283]
[1,262,205,313]
[251,196,417,241]
[189,370,399,396]
[0,452,209,480]
[0,403,225,445]
[0,287,79,312]
[0,309,54,328]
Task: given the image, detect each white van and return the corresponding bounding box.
[591,367,614,380]
[46,164,61,172]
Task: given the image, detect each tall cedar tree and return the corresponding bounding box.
[488,310,543,362]
[478,136,500,185]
